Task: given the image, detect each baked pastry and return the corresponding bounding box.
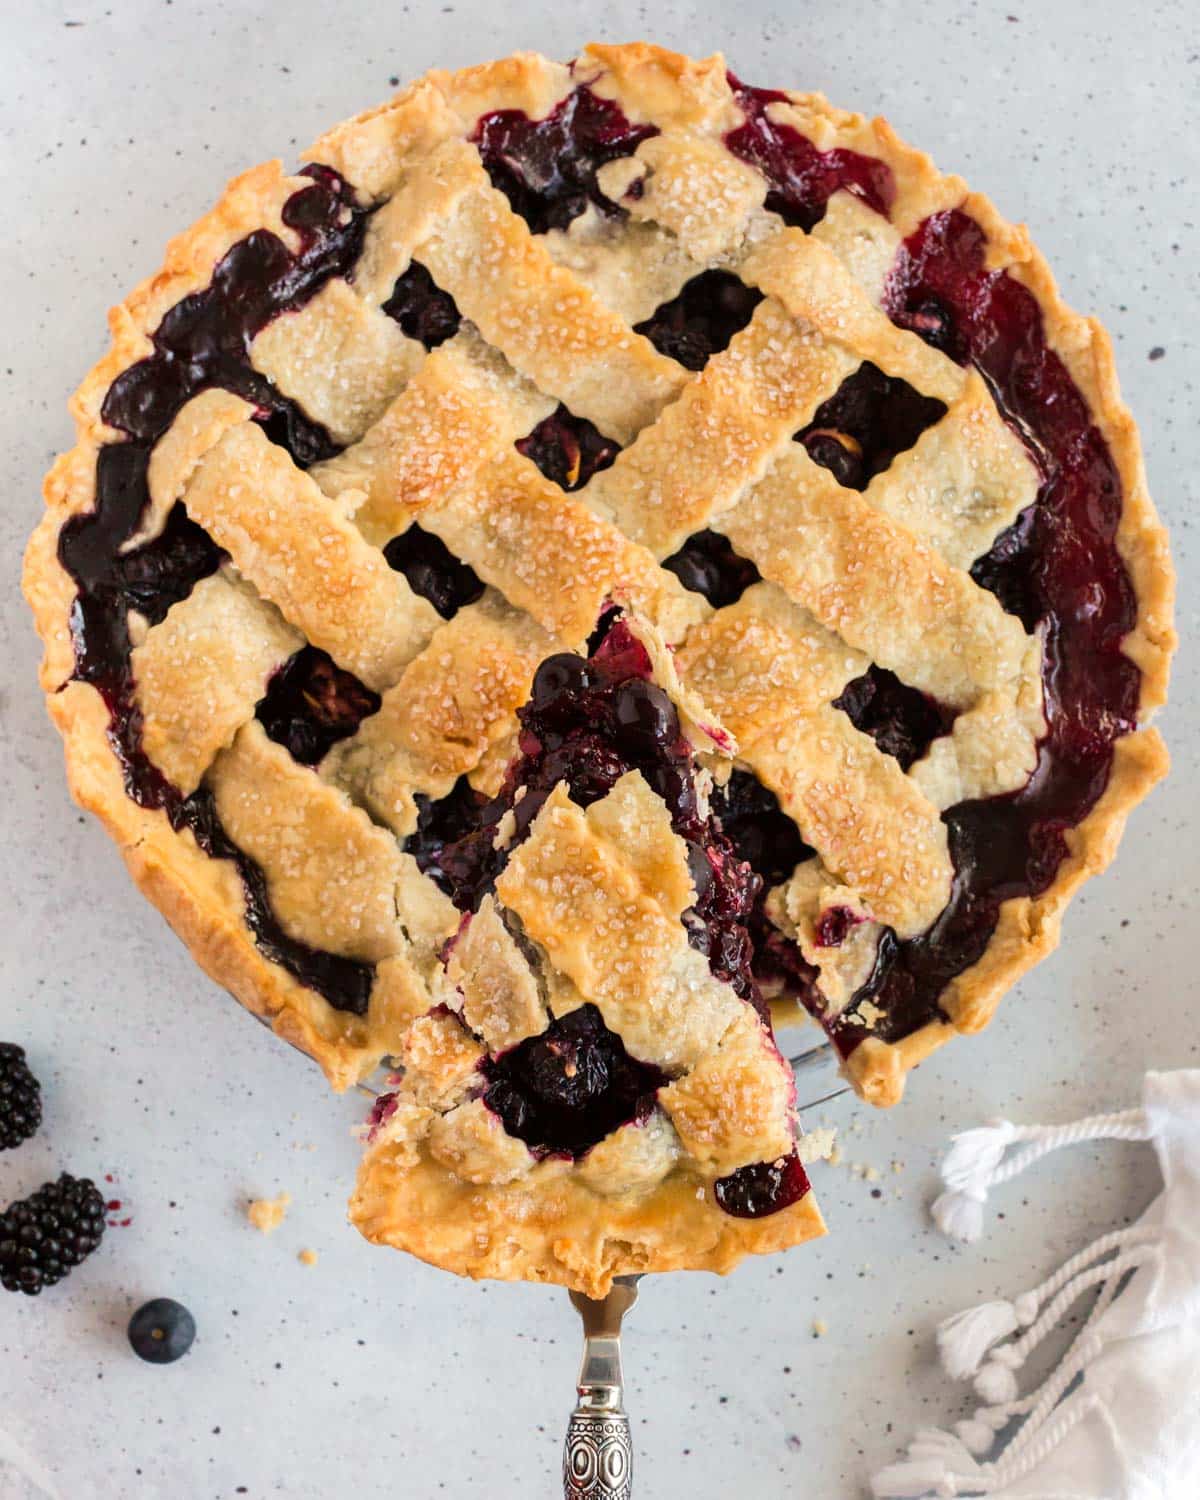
[25,43,1173,1291]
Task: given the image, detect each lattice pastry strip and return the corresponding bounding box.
[495,780,746,1072]
[588,297,859,557]
[130,388,254,550]
[249,277,426,446]
[208,720,409,963]
[740,705,952,937]
[717,444,1032,708]
[131,566,302,795]
[321,588,560,837]
[358,138,688,444]
[421,446,707,646]
[181,421,439,691]
[310,331,554,544]
[864,369,1040,568]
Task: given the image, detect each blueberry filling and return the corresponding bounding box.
[383,524,484,618]
[380,261,462,348]
[256,646,381,766]
[833,666,956,771]
[515,405,621,491]
[662,529,763,609]
[709,771,814,888]
[473,86,658,234]
[58,167,375,1015]
[409,620,769,1018]
[714,1150,812,1219]
[796,362,947,491]
[480,1003,668,1160]
[634,270,763,371]
[724,74,895,231]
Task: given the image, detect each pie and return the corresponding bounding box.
[24,43,1174,1295]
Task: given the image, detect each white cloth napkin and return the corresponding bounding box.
[872,1070,1200,1499]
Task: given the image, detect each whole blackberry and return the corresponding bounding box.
[0,1043,42,1150]
[0,1173,106,1295]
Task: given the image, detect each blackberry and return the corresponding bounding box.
[0,1043,42,1150]
[0,1173,106,1295]
[128,1299,197,1364]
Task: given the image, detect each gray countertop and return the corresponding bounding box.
[2,1,1196,1495]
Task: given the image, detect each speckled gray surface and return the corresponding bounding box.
[1,1,1196,1495]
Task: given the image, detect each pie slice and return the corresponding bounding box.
[24,43,1175,1292]
[352,615,825,1294]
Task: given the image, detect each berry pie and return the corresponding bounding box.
[25,43,1174,1293]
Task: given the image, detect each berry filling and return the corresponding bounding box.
[59,167,376,1015]
[383,523,484,618]
[725,74,895,231]
[634,269,763,371]
[796,362,947,491]
[662,529,763,609]
[833,665,956,771]
[410,618,769,1016]
[714,1150,812,1219]
[380,261,462,348]
[515,405,621,491]
[473,86,658,234]
[256,646,381,766]
[480,1004,668,1160]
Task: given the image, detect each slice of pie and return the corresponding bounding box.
[24,43,1174,1291]
[353,613,824,1291]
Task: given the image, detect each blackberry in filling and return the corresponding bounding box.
[480,1004,668,1160]
[634,270,763,371]
[256,646,381,766]
[796,362,947,491]
[383,524,484,619]
[833,666,956,771]
[473,86,658,234]
[381,261,462,347]
[661,530,762,609]
[515,405,621,491]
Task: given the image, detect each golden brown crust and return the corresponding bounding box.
[23,40,1174,1166]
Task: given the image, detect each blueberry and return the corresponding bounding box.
[128,1298,196,1364]
[530,652,593,714]
[613,679,676,753]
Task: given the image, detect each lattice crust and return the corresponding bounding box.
[357,766,821,1296]
[27,44,1175,1291]
[182,422,439,691]
[132,567,302,795]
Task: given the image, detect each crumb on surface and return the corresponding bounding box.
[246,1192,291,1234]
[298,1248,319,1267]
[797,1126,837,1164]
[812,1318,828,1337]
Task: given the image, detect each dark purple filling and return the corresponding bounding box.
[473,86,658,234]
[714,1150,812,1219]
[57,167,376,1014]
[515,405,621,491]
[410,620,769,1018]
[480,1003,668,1160]
[256,646,381,766]
[634,269,763,371]
[796,362,947,491]
[662,529,763,608]
[725,75,895,231]
[825,210,1142,1048]
[709,770,814,888]
[383,523,484,619]
[380,261,462,348]
[834,665,956,771]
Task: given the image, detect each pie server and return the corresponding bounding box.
[561,1039,846,1499]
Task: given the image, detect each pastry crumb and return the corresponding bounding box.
[298,1248,319,1267]
[797,1126,837,1164]
[246,1192,291,1234]
[812,1318,828,1337]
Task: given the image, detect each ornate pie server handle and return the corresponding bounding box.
[563,1277,640,1499]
